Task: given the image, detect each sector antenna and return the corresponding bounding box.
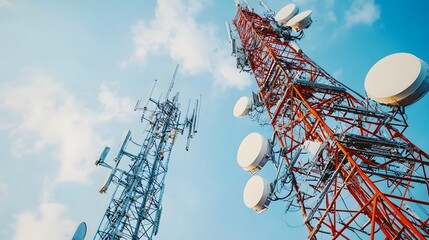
[228,1,429,239]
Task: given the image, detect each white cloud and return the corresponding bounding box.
[213,51,250,90]
[0,73,133,183]
[345,0,380,27]
[97,83,134,121]
[130,0,251,89]
[131,0,211,73]
[13,201,75,240]
[12,176,76,239]
[0,0,11,8]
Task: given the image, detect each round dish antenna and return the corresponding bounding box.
[237,132,270,173]
[286,10,313,32]
[233,96,252,118]
[72,222,87,240]
[243,175,272,213]
[365,52,429,106]
[275,4,299,25]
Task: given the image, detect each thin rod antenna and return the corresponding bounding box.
[243,0,252,9]
[165,64,179,101]
[146,80,157,109]
[258,0,273,14]
[135,79,157,121]
[194,95,202,133]
[185,99,191,122]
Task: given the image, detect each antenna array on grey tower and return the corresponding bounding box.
[87,65,201,240]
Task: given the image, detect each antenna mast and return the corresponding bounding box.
[165,64,179,101]
[93,65,201,240]
[232,2,429,239]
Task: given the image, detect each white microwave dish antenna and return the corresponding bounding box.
[233,96,252,118]
[286,10,313,32]
[243,175,272,213]
[237,132,270,173]
[275,3,299,25]
[365,52,429,106]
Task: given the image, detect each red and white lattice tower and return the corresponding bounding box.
[231,2,429,239]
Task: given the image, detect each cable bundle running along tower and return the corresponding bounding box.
[229,1,429,239]
[92,65,201,240]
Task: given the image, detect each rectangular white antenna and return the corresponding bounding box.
[226,21,237,56]
[225,21,233,43]
[185,98,191,121]
[193,95,202,133]
[184,95,202,151]
[95,146,111,166]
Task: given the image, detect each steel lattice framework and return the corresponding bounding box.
[93,67,200,240]
[232,4,429,239]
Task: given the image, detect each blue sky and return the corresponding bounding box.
[0,0,429,239]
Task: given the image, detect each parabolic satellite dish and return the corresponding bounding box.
[243,175,272,213]
[237,132,270,173]
[286,10,313,32]
[275,4,299,25]
[365,52,429,106]
[233,96,252,118]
